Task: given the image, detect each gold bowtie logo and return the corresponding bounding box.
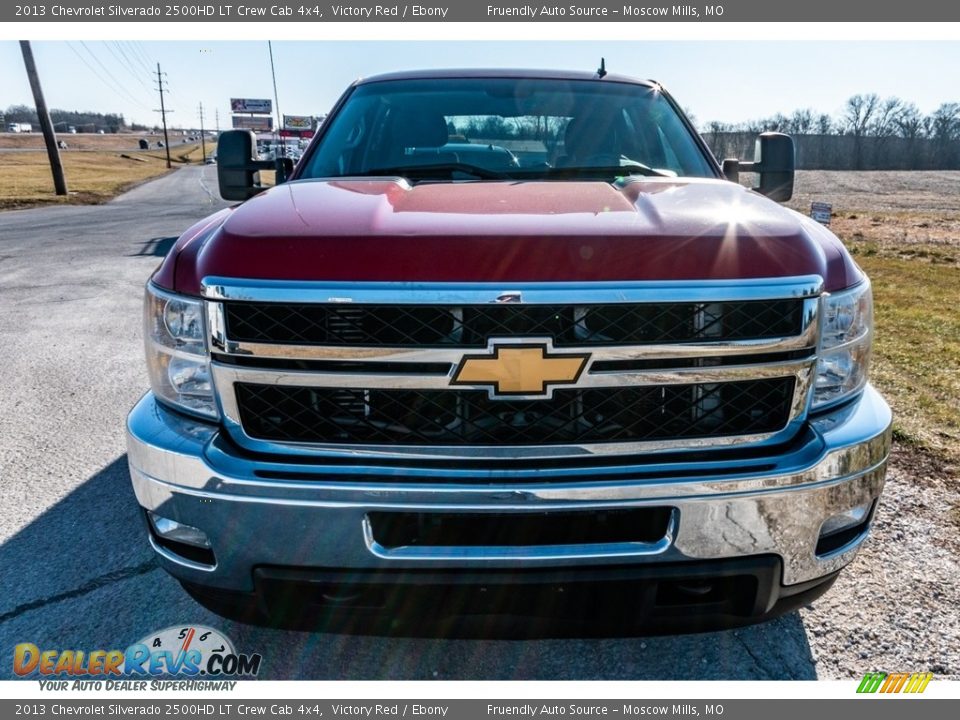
[452,342,589,398]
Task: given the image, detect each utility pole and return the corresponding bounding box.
[154,63,172,169]
[198,102,207,162]
[215,108,220,134]
[268,41,283,157]
[19,41,67,196]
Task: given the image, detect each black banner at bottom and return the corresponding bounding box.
[1,699,956,720]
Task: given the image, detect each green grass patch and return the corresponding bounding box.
[845,240,960,460]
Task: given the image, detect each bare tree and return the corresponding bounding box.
[887,102,925,168]
[930,103,960,167]
[816,113,834,135]
[868,97,905,138]
[843,94,880,136]
[701,94,960,170]
[894,102,924,139]
[706,121,733,134]
[930,102,960,141]
[843,93,880,168]
[789,108,815,134]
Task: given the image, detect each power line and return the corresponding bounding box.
[64,42,150,116]
[79,41,153,109]
[73,41,154,112]
[106,41,155,96]
[132,42,156,74]
[122,41,154,75]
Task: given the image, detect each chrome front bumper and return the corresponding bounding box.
[127,385,891,593]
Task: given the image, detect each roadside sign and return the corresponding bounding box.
[279,129,315,139]
[230,98,272,114]
[283,115,314,130]
[811,201,832,225]
[232,115,273,131]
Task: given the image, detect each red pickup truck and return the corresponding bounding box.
[127,69,891,632]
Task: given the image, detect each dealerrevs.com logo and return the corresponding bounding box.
[13,625,262,687]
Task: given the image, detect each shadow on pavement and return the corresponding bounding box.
[131,236,177,257]
[0,457,156,629]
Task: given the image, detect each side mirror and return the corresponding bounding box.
[722,132,795,202]
[217,130,264,201]
[216,130,294,201]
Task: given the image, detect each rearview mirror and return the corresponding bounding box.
[722,132,795,202]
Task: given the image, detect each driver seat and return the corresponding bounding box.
[383,108,454,167]
[556,113,623,167]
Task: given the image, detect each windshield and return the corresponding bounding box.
[300,77,716,182]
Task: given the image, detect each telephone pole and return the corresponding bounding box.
[198,102,207,163]
[268,41,283,157]
[19,41,68,196]
[154,63,172,169]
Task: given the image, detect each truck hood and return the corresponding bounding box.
[161,177,860,294]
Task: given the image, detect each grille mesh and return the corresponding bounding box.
[234,378,796,446]
[224,300,804,347]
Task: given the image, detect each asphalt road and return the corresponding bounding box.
[0,166,902,680]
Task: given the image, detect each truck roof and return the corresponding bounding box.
[354,68,659,87]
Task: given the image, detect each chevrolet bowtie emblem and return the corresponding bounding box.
[451,341,589,399]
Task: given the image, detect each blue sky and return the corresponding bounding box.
[1,40,958,130]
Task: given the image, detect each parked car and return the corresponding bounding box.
[127,69,891,632]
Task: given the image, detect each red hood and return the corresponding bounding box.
[156,177,861,294]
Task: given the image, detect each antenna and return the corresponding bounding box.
[597,58,607,79]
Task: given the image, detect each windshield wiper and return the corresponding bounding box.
[360,162,510,181]
[545,163,671,179]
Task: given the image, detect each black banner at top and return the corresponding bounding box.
[4,0,959,22]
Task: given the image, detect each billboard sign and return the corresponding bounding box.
[230,98,272,114]
[279,129,315,139]
[232,115,274,131]
[283,114,314,130]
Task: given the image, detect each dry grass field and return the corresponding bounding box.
[0,141,210,209]
[0,132,188,152]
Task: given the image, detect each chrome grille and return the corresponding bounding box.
[223,299,805,347]
[203,277,822,458]
[235,379,796,446]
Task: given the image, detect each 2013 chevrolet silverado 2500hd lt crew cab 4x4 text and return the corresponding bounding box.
[127,69,891,632]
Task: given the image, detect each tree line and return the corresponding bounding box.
[1,105,156,133]
[701,95,960,170]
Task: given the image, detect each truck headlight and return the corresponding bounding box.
[144,283,218,420]
[813,280,873,410]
